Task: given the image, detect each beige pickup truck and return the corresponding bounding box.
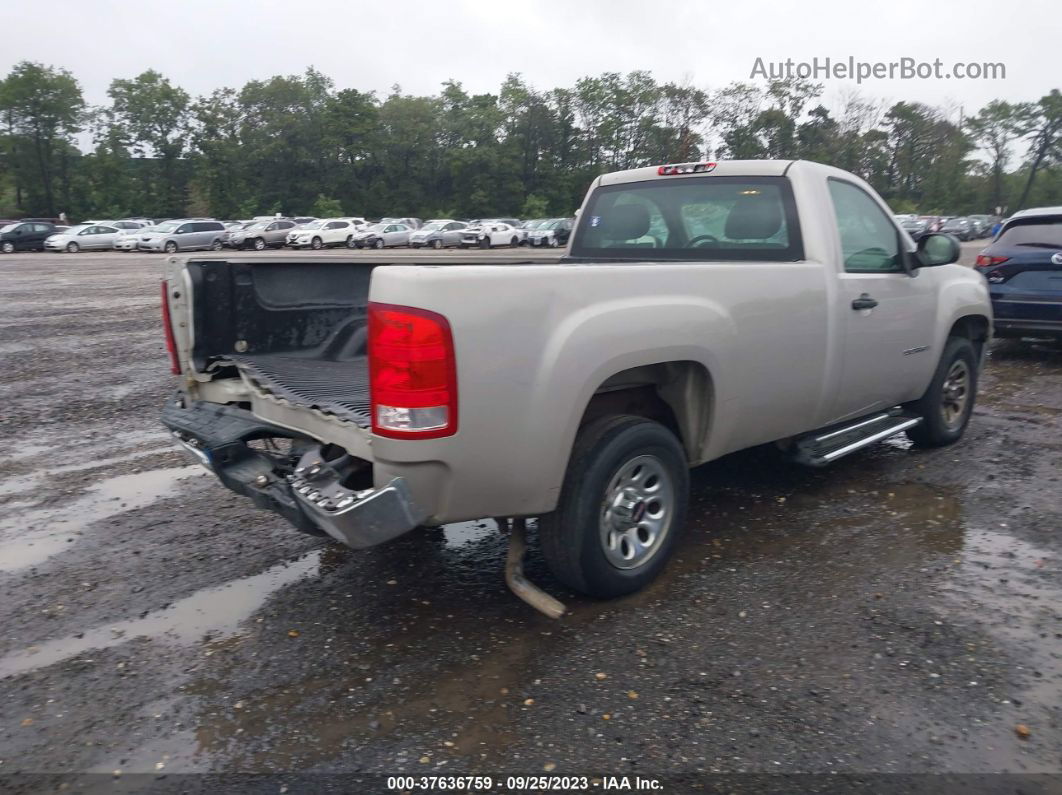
[161,160,991,612]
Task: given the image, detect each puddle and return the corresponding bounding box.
[0,466,207,572]
[440,518,498,548]
[0,551,323,678]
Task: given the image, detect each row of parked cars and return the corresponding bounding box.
[0,214,576,254]
[895,213,1001,242]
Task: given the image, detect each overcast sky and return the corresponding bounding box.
[5,0,1056,121]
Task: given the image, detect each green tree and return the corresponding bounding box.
[106,70,191,216]
[1016,89,1062,210]
[965,100,1034,211]
[311,194,344,217]
[0,61,84,215]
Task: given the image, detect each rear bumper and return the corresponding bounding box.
[161,395,427,547]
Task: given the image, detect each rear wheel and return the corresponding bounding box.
[905,336,978,447]
[345,235,353,248]
[539,415,688,598]
[66,242,80,253]
[210,239,223,251]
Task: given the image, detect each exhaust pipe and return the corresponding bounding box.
[503,518,566,619]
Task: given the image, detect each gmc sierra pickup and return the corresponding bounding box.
[160,159,992,615]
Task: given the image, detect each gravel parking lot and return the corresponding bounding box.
[0,245,1059,791]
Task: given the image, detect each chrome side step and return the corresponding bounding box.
[793,409,922,467]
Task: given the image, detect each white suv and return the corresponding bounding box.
[287,219,358,249]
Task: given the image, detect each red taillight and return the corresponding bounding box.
[368,302,457,439]
[975,254,1009,268]
[160,281,180,375]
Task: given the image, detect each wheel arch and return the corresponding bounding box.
[947,313,991,364]
[577,361,715,465]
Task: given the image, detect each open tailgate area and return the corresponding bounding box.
[183,258,378,427]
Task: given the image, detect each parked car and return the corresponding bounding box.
[459,222,522,249]
[137,219,227,253]
[940,217,974,241]
[229,219,298,251]
[348,223,413,249]
[114,226,147,251]
[967,215,998,238]
[44,223,121,252]
[408,220,468,249]
[974,206,1062,339]
[161,159,988,609]
[527,218,574,248]
[899,217,930,241]
[287,219,359,249]
[0,221,58,253]
[517,219,549,244]
[918,216,944,234]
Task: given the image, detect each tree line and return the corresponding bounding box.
[1,61,1060,222]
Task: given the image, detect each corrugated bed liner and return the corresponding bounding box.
[230,354,371,427]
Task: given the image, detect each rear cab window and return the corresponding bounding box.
[571,176,803,261]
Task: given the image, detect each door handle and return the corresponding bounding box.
[851,293,878,310]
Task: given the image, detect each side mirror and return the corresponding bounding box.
[916,233,960,267]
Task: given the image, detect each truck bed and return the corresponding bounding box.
[230,353,371,426]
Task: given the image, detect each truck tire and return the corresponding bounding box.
[905,336,978,448]
[539,414,688,598]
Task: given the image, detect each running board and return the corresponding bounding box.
[792,410,922,467]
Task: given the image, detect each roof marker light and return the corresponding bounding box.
[657,162,717,176]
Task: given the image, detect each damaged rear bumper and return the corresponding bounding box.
[161,394,426,548]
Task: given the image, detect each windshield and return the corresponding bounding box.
[572,176,801,261]
[0,224,17,233]
[419,223,443,232]
[542,220,562,230]
[64,225,90,235]
[155,221,181,232]
[997,218,1062,247]
[299,221,326,230]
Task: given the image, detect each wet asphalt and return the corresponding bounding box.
[0,247,1059,792]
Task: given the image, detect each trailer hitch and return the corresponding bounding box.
[501,517,566,619]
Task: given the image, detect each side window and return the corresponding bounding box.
[83,226,99,235]
[35,224,52,233]
[279,221,293,230]
[176,224,191,235]
[827,180,902,273]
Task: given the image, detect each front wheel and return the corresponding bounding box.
[905,336,978,447]
[538,415,689,598]
[373,238,384,249]
[0,241,14,254]
[311,236,323,250]
[66,242,80,253]
[253,237,266,251]
[478,237,491,250]
[164,241,178,254]
[432,238,443,250]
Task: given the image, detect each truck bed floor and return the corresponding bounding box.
[230,354,371,427]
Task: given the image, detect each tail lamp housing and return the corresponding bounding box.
[160,281,181,375]
[975,254,1009,268]
[368,302,458,439]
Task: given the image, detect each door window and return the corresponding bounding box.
[827,179,903,273]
